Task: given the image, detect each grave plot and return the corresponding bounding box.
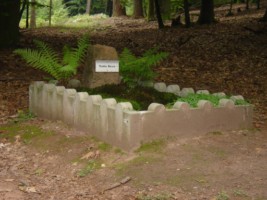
[29,81,253,151]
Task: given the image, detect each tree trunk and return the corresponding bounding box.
[112,0,126,17]
[198,0,215,24]
[86,0,91,15]
[184,0,190,27]
[0,0,21,47]
[154,0,164,29]
[106,0,113,17]
[257,0,260,9]
[49,0,52,26]
[147,0,155,21]
[133,0,144,18]
[246,0,249,10]
[30,0,36,28]
[26,1,29,28]
[262,8,267,21]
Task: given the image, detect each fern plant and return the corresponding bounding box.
[14,35,89,81]
[119,48,168,88]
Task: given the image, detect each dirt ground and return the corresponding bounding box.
[0,6,267,200]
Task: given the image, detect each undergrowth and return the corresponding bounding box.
[171,93,249,108]
[14,35,89,81]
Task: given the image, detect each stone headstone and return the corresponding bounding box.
[82,44,120,88]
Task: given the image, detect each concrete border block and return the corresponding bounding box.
[154,82,167,92]
[73,92,89,131]
[179,88,195,97]
[196,90,210,95]
[213,92,226,98]
[173,101,190,111]
[63,89,77,126]
[115,102,133,143]
[166,84,180,95]
[148,103,165,112]
[219,99,235,109]
[231,95,244,102]
[51,86,65,121]
[197,100,213,111]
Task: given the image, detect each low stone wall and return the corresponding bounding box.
[29,81,253,151]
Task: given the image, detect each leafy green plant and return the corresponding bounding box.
[119,48,168,89]
[137,193,172,200]
[13,110,35,123]
[216,191,229,200]
[173,93,249,108]
[14,35,89,81]
[78,159,101,177]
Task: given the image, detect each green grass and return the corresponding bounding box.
[0,123,53,144]
[115,155,160,173]
[216,191,230,200]
[137,193,173,200]
[175,93,249,108]
[77,159,101,177]
[136,139,166,153]
[98,142,112,152]
[233,189,248,197]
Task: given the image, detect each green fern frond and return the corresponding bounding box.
[34,40,60,64]
[119,48,168,88]
[14,48,62,80]
[14,34,90,81]
[61,35,89,74]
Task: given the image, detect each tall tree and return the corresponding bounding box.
[86,0,91,14]
[184,0,190,27]
[257,0,260,9]
[30,0,36,28]
[262,8,267,22]
[154,0,164,29]
[106,0,113,16]
[246,0,249,10]
[112,0,126,17]
[147,0,155,21]
[133,0,144,18]
[198,0,215,24]
[0,0,21,47]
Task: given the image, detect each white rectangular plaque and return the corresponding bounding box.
[95,60,119,72]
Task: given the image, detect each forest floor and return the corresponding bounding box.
[0,6,267,200]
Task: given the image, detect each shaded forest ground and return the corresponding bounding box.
[0,6,267,200]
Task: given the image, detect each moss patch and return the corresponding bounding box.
[0,123,53,144]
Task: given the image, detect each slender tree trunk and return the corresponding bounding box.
[133,0,144,18]
[257,0,260,9]
[86,0,91,15]
[106,0,113,17]
[184,0,190,27]
[147,0,155,21]
[49,0,52,26]
[112,0,126,17]
[26,1,29,28]
[0,0,21,47]
[19,0,27,21]
[198,0,215,24]
[246,0,249,10]
[30,0,36,28]
[154,0,164,29]
[262,8,267,21]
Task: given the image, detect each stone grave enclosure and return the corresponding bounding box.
[29,81,253,151]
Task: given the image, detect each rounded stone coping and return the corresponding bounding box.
[31,82,251,114]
